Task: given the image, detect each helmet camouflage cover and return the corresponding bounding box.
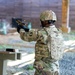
[40,10,57,21]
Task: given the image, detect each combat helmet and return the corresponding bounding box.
[40,10,57,21]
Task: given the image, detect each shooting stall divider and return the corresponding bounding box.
[0,51,21,75]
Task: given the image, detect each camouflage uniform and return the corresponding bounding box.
[20,25,60,75]
[19,10,64,75]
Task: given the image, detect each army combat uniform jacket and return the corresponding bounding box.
[19,25,63,75]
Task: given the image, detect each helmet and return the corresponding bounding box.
[40,10,57,21]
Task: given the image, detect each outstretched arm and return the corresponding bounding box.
[19,29,38,42]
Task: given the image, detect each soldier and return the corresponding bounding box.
[17,10,64,75]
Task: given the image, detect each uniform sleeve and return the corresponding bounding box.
[19,29,37,42]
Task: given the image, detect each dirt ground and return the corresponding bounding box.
[0,31,75,75]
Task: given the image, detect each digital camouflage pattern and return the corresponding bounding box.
[19,25,64,75]
[43,25,64,60]
[40,10,57,21]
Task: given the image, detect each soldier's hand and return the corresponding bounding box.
[34,61,44,70]
[17,25,29,33]
[17,25,22,33]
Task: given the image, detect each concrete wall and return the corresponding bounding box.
[0,0,75,29]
